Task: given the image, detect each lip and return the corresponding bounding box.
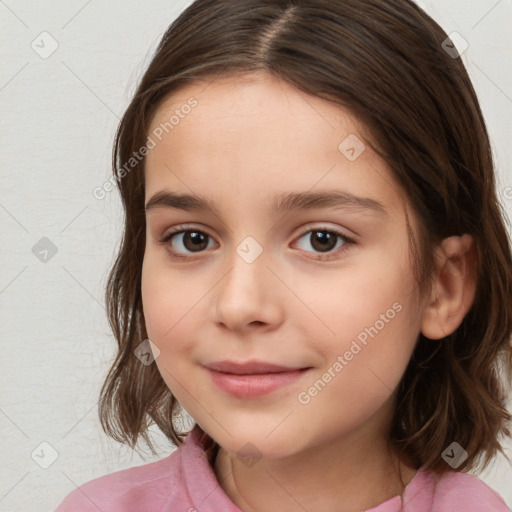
[204,360,307,374]
[204,360,312,398]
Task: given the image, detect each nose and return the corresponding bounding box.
[212,241,284,332]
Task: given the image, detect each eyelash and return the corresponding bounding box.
[159,225,356,262]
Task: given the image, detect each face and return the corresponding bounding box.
[141,71,426,460]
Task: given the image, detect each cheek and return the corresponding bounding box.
[141,252,194,348]
[141,255,169,340]
[141,255,201,398]
[297,296,418,433]
[309,252,419,385]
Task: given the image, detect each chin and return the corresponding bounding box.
[211,427,303,461]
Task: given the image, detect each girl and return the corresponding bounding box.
[56,0,512,510]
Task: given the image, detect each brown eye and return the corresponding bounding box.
[181,231,209,252]
[161,229,215,256]
[309,231,338,252]
[294,228,355,261]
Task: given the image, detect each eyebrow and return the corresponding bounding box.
[145,189,388,218]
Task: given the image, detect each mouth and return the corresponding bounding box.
[203,360,312,398]
[204,359,310,374]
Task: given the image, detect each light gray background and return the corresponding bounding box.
[1,1,511,511]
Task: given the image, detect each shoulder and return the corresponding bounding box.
[416,469,510,512]
[54,448,182,512]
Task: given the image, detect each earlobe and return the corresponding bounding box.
[420,234,478,340]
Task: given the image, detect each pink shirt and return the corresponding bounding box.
[55,424,510,512]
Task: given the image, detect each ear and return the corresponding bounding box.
[420,234,478,340]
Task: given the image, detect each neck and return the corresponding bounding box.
[212,426,417,512]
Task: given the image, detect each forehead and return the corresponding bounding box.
[144,72,408,222]
[148,72,367,143]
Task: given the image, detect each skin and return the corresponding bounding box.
[141,71,477,512]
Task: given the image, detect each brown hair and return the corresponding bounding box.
[98,0,512,474]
